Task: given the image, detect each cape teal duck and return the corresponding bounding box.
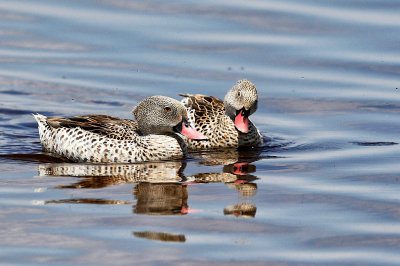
[180,79,263,150]
[34,96,206,163]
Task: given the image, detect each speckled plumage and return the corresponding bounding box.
[180,79,263,150]
[34,96,193,163]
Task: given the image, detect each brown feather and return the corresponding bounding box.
[46,115,138,140]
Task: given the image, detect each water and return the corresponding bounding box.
[1,0,400,265]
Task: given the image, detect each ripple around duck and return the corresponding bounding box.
[351,141,398,147]
[0,89,31,95]
[0,107,33,115]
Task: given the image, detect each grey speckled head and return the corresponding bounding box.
[224,79,258,121]
[133,95,188,136]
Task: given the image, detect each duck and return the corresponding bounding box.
[33,95,206,163]
[180,79,263,150]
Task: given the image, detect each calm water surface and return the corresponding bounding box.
[1,0,400,265]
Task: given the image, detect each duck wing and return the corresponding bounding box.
[179,94,226,121]
[46,115,139,140]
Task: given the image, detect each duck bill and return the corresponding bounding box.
[181,123,207,140]
[234,110,249,133]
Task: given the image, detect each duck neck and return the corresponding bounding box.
[166,133,188,156]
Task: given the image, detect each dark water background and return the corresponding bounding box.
[1,0,400,265]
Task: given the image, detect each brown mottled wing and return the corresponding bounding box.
[46,115,139,140]
[180,94,225,134]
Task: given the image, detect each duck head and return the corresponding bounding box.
[224,79,258,134]
[133,95,207,140]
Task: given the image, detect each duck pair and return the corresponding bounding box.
[34,79,263,163]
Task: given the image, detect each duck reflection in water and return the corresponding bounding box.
[38,149,261,218]
[133,182,189,215]
[39,161,184,189]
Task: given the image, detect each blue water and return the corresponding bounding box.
[1,0,400,265]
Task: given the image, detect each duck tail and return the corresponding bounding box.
[33,113,47,124]
[33,113,50,133]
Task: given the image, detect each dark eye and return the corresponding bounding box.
[237,91,241,97]
[164,106,171,112]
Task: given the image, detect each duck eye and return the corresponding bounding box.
[237,91,241,97]
[164,106,171,112]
